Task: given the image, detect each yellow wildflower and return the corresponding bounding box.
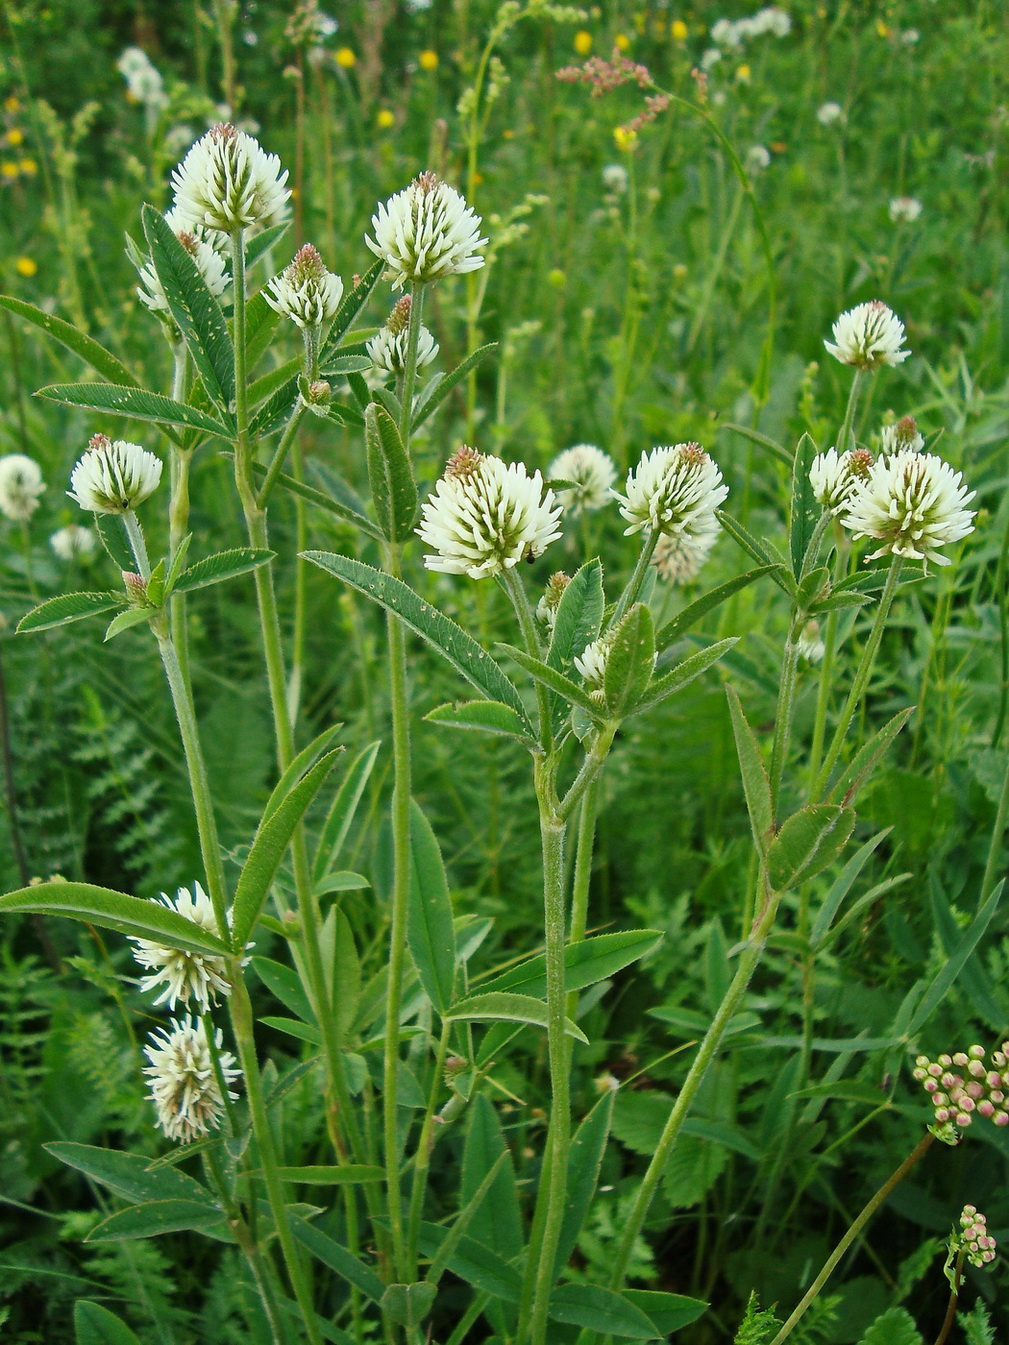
[1,161,18,178]
[5,128,23,147]
[614,32,630,51]
[547,268,566,289]
[736,63,751,82]
[671,19,688,41]
[613,126,638,151]
[419,49,438,71]
[15,257,37,276]
[876,19,890,36]
[573,30,592,55]
[376,108,395,129]
[334,46,356,68]
[18,158,37,175]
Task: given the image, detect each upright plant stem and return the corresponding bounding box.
[769,616,802,814]
[612,531,658,626]
[405,1017,452,1277]
[980,746,1009,902]
[813,558,902,797]
[766,1132,935,1345]
[837,369,865,454]
[398,285,424,444]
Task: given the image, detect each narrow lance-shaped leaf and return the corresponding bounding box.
[142,204,236,410]
[304,552,532,728]
[406,799,457,1014]
[86,1198,228,1242]
[789,431,819,579]
[726,686,773,854]
[548,1284,660,1339]
[767,804,856,891]
[824,705,916,806]
[74,1301,145,1345]
[633,637,738,716]
[905,879,1005,1038]
[447,991,589,1043]
[0,883,231,955]
[496,641,600,717]
[37,382,232,437]
[717,511,796,596]
[478,929,663,999]
[424,699,533,742]
[0,294,139,387]
[365,401,417,543]
[412,341,498,429]
[319,258,384,362]
[603,603,655,719]
[170,548,276,595]
[548,559,605,675]
[17,592,125,634]
[252,464,384,542]
[46,1141,217,1205]
[313,740,381,884]
[553,1088,615,1277]
[289,1213,386,1303]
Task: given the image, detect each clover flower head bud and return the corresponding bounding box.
[122,571,149,606]
[549,444,617,514]
[652,529,715,585]
[879,415,924,456]
[366,307,439,377]
[138,212,230,316]
[889,196,923,224]
[301,379,332,417]
[170,123,291,233]
[0,453,45,522]
[841,451,976,568]
[265,242,344,328]
[616,442,728,544]
[443,1055,468,1084]
[50,524,96,562]
[537,572,570,630]
[130,881,232,1011]
[387,293,412,335]
[69,437,162,514]
[417,447,562,579]
[797,619,825,664]
[809,447,864,514]
[366,171,488,288]
[143,1016,240,1144]
[824,300,910,370]
[574,633,614,690]
[816,100,844,126]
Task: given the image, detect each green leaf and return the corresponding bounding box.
[461,1096,523,1264]
[789,432,819,580]
[554,1089,614,1278]
[719,421,793,467]
[0,883,230,955]
[633,637,737,715]
[46,1142,216,1205]
[260,1016,321,1045]
[314,871,370,896]
[381,1283,437,1329]
[74,1301,144,1345]
[447,991,588,1043]
[548,559,605,678]
[825,706,916,805]
[624,1290,707,1334]
[810,829,892,947]
[304,553,531,726]
[244,221,291,270]
[86,1198,227,1241]
[319,259,384,364]
[244,291,282,370]
[249,375,298,438]
[413,1222,521,1300]
[424,699,532,741]
[857,1307,924,1345]
[425,1150,510,1289]
[255,464,384,541]
[16,592,124,634]
[313,740,381,884]
[0,294,138,387]
[321,354,373,375]
[37,382,232,437]
[252,956,316,1024]
[548,1284,660,1339]
[170,548,275,594]
[496,642,600,717]
[656,565,778,651]
[603,603,655,718]
[290,1214,385,1302]
[231,750,341,948]
[726,687,773,855]
[407,800,456,1014]
[365,401,417,543]
[255,1165,384,1185]
[104,608,153,641]
[411,342,497,429]
[718,512,795,595]
[142,205,235,409]
[767,805,856,891]
[905,880,1004,1037]
[479,930,663,999]
[261,723,344,827]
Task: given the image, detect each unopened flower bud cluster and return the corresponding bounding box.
[913,1044,1009,1131]
[955,1205,997,1267]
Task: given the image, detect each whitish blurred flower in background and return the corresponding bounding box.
[417,446,562,579]
[131,882,231,1012]
[711,7,790,48]
[367,172,487,288]
[50,525,96,562]
[841,451,976,566]
[0,454,45,521]
[171,124,290,233]
[888,195,923,223]
[143,1017,240,1144]
[879,415,924,455]
[366,293,438,376]
[700,48,722,71]
[615,443,728,545]
[602,163,629,195]
[69,435,162,514]
[809,446,873,514]
[745,144,771,173]
[549,444,617,514]
[797,619,825,663]
[902,28,920,45]
[652,529,715,584]
[265,243,343,328]
[117,47,168,114]
[816,101,844,126]
[824,300,910,370]
[137,211,230,315]
[164,124,197,157]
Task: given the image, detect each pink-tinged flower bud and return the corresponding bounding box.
[934,1107,950,1123]
[955,1111,972,1127]
[938,1054,953,1068]
[994,1111,1009,1126]
[960,1096,976,1112]
[978,1100,995,1118]
[968,1044,985,1059]
[923,1078,938,1093]
[968,1059,985,1077]
[953,1052,969,1067]
[966,1082,984,1100]
[928,1062,943,1077]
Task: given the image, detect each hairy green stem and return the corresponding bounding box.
[837,369,865,454]
[612,530,659,626]
[767,1131,935,1345]
[257,401,309,510]
[398,284,425,445]
[405,1017,453,1278]
[769,616,803,815]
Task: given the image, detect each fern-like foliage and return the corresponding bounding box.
[963,1299,995,1345]
[735,1291,784,1344]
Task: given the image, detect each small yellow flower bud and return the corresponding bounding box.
[573,30,592,54]
[376,108,395,129]
[671,19,688,41]
[15,256,37,277]
[334,46,356,68]
[419,49,438,71]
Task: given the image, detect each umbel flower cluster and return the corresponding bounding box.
[953,1205,997,1268]
[417,446,562,579]
[913,1044,1009,1131]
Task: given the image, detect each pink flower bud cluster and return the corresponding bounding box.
[555,50,651,96]
[958,1205,997,1267]
[913,1044,1009,1130]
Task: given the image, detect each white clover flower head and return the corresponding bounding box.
[879,415,924,456]
[130,881,231,1012]
[170,123,291,233]
[700,47,722,71]
[841,450,976,568]
[68,434,163,515]
[652,529,715,585]
[824,300,910,370]
[902,27,920,45]
[761,6,791,37]
[264,242,344,329]
[366,171,488,288]
[888,195,923,224]
[0,454,45,522]
[710,17,743,48]
[50,524,96,562]
[816,101,844,126]
[809,446,873,514]
[417,446,562,579]
[574,632,613,689]
[797,619,825,664]
[117,47,168,110]
[549,444,617,514]
[601,163,629,195]
[138,216,230,316]
[143,1016,240,1144]
[366,297,439,376]
[745,144,771,174]
[615,443,729,544]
